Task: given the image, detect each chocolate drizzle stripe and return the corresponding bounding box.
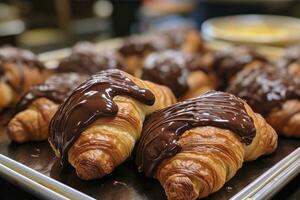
[213,46,267,89]
[57,42,127,74]
[136,91,256,177]
[119,34,171,57]
[15,73,87,113]
[49,69,155,165]
[227,65,300,116]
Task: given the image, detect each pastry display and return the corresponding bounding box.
[136,91,277,200]
[212,46,267,89]
[0,46,50,109]
[57,42,128,74]
[49,69,176,180]
[227,62,300,137]
[118,27,204,77]
[276,45,300,77]
[0,21,298,200]
[8,73,87,143]
[141,50,216,99]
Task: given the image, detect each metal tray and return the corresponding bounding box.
[0,116,299,200]
[0,41,299,200]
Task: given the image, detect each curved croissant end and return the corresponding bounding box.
[8,98,58,143]
[156,103,277,200]
[266,100,300,138]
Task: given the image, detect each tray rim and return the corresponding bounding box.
[0,147,299,200]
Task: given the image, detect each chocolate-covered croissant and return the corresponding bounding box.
[141,50,217,99]
[48,69,176,180]
[118,27,204,77]
[276,45,300,77]
[227,63,300,137]
[0,46,50,109]
[158,26,205,54]
[119,34,172,76]
[57,42,128,74]
[136,91,277,200]
[8,73,87,143]
[212,46,267,89]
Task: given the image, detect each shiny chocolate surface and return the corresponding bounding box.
[212,46,266,89]
[49,69,155,164]
[136,91,256,177]
[142,50,210,98]
[227,64,300,116]
[119,34,171,57]
[16,73,87,112]
[57,42,127,74]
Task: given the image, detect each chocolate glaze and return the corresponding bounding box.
[142,50,189,98]
[142,50,210,98]
[227,64,300,117]
[16,73,87,112]
[49,69,155,164]
[119,34,171,57]
[213,46,267,89]
[57,42,127,74]
[136,91,256,177]
[0,46,44,92]
[159,27,190,49]
[159,27,202,50]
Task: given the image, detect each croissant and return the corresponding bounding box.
[8,73,87,143]
[48,69,176,180]
[159,27,205,54]
[57,42,129,74]
[227,62,300,137]
[212,46,267,89]
[118,34,171,76]
[276,45,300,77]
[0,46,50,109]
[141,50,217,100]
[136,91,277,200]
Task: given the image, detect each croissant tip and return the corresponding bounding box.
[163,175,198,200]
[74,159,107,180]
[7,119,27,143]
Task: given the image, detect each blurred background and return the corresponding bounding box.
[0,0,300,53]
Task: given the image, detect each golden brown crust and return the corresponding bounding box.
[181,29,204,54]
[124,56,142,77]
[156,102,277,200]
[266,100,300,138]
[180,71,217,100]
[0,82,14,108]
[124,51,153,77]
[157,126,244,200]
[243,104,277,160]
[287,63,300,78]
[68,74,176,180]
[0,62,50,108]
[8,98,58,143]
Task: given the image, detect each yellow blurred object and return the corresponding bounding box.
[202,15,300,46]
[218,23,290,38]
